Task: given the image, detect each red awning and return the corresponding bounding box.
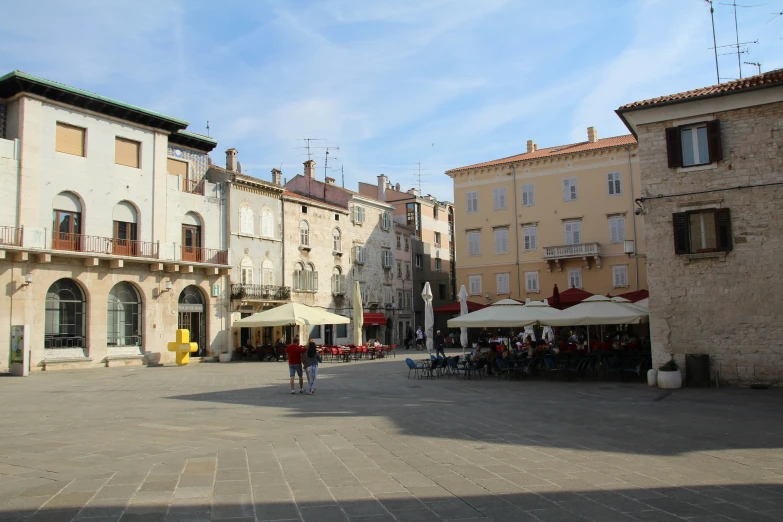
[615,289,649,303]
[544,288,595,308]
[432,301,488,314]
[362,312,388,326]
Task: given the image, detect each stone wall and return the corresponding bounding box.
[638,101,783,385]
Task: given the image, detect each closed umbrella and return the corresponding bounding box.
[422,282,434,354]
[543,326,555,343]
[353,281,363,345]
[523,326,536,342]
[457,285,469,357]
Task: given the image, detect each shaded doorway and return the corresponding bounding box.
[178,286,206,356]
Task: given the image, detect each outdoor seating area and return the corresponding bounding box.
[234,343,397,363]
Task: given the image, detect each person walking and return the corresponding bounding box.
[415,326,424,351]
[286,336,306,394]
[434,330,446,359]
[304,337,319,395]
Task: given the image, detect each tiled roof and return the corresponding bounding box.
[282,190,348,211]
[287,175,394,206]
[618,68,783,111]
[446,135,636,174]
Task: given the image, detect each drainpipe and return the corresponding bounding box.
[280,196,286,287]
[627,146,640,290]
[511,164,521,297]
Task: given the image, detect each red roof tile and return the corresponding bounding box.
[618,69,783,111]
[446,135,636,174]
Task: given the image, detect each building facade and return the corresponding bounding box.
[392,222,414,345]
[617,70,783,385]
[445,127,647,306]
[0,71,231,371]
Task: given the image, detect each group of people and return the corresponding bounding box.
[470,335,554,375]
[285,337,320,395]
[404,326,449,356]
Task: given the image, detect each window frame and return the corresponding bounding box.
[468,275,482,295]
[525,271,539,293]
[564,220,582,246]
[567,268,582,289]
[673,208,732,255]
[492,187,507,210]
[607,172,622,196]
[332,228,342,253]
[466,191,479,214]
[467,231,481,256]
[521,183,535,207]
[665,120,722,169]
[261,207,274,238]
[494,228,509,254]
[239,204,254,235]
[612,265,629,288]
[496,273,510,295]
[563,178,578,202]
[114,136,141,169]
[299,220,310,247]
[522,225,537,251]
[608,216,625,244]
[55,122,86,157]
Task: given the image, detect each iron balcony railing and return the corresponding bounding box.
[0,226,22,246]
[543,242,600,260]
[230,284,291,301]
[44,335,86,349]
[51,233,159,258]
[181,246,229,264]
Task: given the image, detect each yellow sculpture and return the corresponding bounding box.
[167,329,198,366]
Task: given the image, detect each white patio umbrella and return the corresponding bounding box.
[447,299,562,328]
[353,281,364,345]
[538,295,648,327]
[233,302,350,327]
[422,282,434,353]
[457,284,469,357]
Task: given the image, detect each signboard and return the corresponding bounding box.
[178,304,204,313]
[10,326,24,364]
[212,284,220,297]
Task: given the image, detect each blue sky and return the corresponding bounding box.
[2,0,781,202]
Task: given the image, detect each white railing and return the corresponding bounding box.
[544,242,600,259]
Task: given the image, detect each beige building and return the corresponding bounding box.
[446,127,647,305]
[0,71,230,371]
[617,69,783,385]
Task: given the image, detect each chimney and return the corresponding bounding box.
[526,140,536,153]
[226,148,238,171]
[395,183,400,191]
[325,176,335,185]
[304,159,316,179]
[377,174,388,201]
[407,188,420,197]
[533,144,538,151]
[587,126,598,143]
[271,168,282,186]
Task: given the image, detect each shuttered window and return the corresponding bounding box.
[666,120,722,168]
[261,208,274,238]
[467,232,481,256]
[564,221,581,245]
[609,217,625,244]
[525,271,539,292]
[607,172,621,195]
[167,158,188,177]
[521,183,535,206]
[55,122,85,157]
[115,137,140,168]
[469,275,482,295]
[673,209,732,254]
[612,265,628,287]
[523,226,537,251]
[568,268,582,289]
[239,205,254,235]
[492,187,507,210]
[494,228,509,254]
[563,178,577,201]
[496,273,510,294]
[354,205,365,223]
[466,191,479,213]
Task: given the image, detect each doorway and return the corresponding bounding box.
[181,225,202,262]
[240,312,251,348]
[178,286,206,356]
[324,324,334,345]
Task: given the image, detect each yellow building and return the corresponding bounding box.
[445,127,647,305]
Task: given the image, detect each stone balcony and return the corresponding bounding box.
[544,242,601,272]
[230,284,291,302]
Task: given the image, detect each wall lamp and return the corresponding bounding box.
[21,273,33,287]
[162,280,173,292]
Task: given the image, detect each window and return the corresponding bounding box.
[493,187,507,210]
[354,245,365,264]
[568,268,582,289]
[115,137,140,168]
[382,250,393,268]
[563,178,578,201]
[331,267,344,294]
[384,286,392,304]
[107,282,142,347]
[333,228,342,252]
[414,254,423,269]
[496,273,510,294]
[523,226,537,251]
[405,263,411,279]
[396,260,402,278]
[262,259,274,285]
[334,213,340,221]
[397,290,403,307]
[382,212,392,230]
[609,217,625,244]
[405,291,412,308]
[612,265,629,288]
[55,122,85,157]
[435,258,442,272]
[45,278,86,348]
[181,212,202,262]
[438,284,447,300]
[336,323,347,337]
[310,325,321,339]
[52,192,82,251]
[434,232,441,247]
[469,275,482,295]
[299,220,309,246]
[396,234,401,249]
[406,203,416,228]
[293,262,318,292]
[494,228,509,254]
[665,120,723,168]
[261,207,274,238]
[301,205,308,214]
[404,236,409,251]
[467,231,481,256]
[521,183,535,207]
[354,205,365,224]
[112,201,137,256]
[525,271,539,292]
[239,205,254,235]
[466,191,479,213]
[673,209,732,254]
[167,158,188,177]
[607,172,622,195]
[240,257,254,285]
[564,221,582,245]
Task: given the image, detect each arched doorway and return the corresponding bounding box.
[107,282,142,349]
[45,278,86,348]
[178,286,207,356]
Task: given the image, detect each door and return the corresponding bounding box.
[324,324,333,345]
[240,313,251,348]
[52,210,81,251]
[113,221,137,256]
[182,225,202,262]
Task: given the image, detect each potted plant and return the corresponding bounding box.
[657,357,682,389]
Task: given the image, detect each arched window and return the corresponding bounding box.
[45,278,86,348]
[331,266,344,294]
[261,207,274,238]
[333,228,342,252]
[307,263,318,292]
[299,220,309,246]
[239,204,254,235]
[261,258,274,286]
[52,191,82,251]
[240,257,254,285]
[293,262,317,291]
[113,201,138,256]
[107,282,142,347]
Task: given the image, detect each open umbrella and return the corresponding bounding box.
[353,281,363,345]
[422,282,434,354]
[447,299,561,328]
[457,285,469,357]
[538,295,648,327]
[233,302,350,327]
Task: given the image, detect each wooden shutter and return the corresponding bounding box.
[715,208,732,252]
[707,120,723,163]
[665,126,682,168]
[672,212,690,254]
[55,122,85,157]
[115,137,140,168]
[167,158,188,177]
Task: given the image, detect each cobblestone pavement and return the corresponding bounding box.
[1,353,782,522]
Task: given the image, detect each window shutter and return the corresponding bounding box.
[707,120,723,163]
[501,230,508,253]
[530,228,537,250]
[665,126,682,168]
[672,212,690,254]
[313,271,318,291]
[563,180,570,200]
[715,208,732,252]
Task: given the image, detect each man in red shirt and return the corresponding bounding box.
[286,336,306,394]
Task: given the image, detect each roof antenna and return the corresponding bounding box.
[206,120,210,137]
[296,138,325,161]
[744,61,761,75]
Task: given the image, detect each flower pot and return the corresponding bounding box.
[647,369,658,387]
[657,369,682,389]
[218,353,232,363]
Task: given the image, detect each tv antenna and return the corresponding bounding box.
[332,165,344,187]
[296,138,325,161]
[744,61,761,74]
[313,145,340,179]
[206,121,210,137]
[718,1,762,79]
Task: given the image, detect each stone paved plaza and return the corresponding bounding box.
[1,353,782,522]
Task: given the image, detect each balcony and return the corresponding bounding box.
[181,246,228,264]
[231,284,291,301]
[544,242,601,271]
[0,226,22,247]
[182,178,205,195]
[52,233,159,258]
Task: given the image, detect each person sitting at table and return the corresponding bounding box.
[496,345,511,373]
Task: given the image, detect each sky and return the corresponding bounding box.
[2,0,781,202]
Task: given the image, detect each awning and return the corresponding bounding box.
[433,301,487,314]
[362,312,388,326]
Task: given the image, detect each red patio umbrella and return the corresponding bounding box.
[545,287,593,310]
[432,301,487,314]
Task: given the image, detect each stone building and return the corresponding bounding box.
[285,161,395,345]
[616,69,783,385]
[0,71,230,371]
